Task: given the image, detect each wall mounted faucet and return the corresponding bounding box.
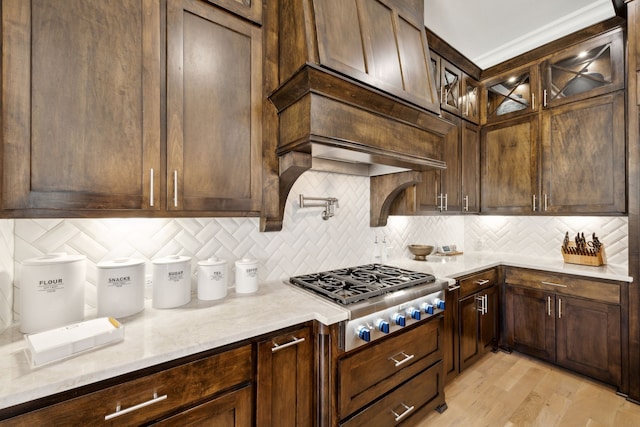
[299,194,339,220]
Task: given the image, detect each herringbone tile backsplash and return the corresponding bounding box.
[1,170,629,325]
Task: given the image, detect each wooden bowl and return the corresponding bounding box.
[408,245,434,261]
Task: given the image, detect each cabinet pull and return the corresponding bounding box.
[392,403,415,422]
[483,294,488,315]
[544,194,548,211]
[104,392,167,421]
[463,195,469,212]
[271,336,305,353]
[474,279,489,286]
[543,89,548,107]
[173,170,178,207]
[541,281,566,288]
[547,296,551,316]
[389,351,415,368]
[532,93,536,110]
[444,193,448,211]
[149,168,154,207]
[532,194,537,212]
[447,284,461,291]
[558,298,563,319]
[476,294,485,314]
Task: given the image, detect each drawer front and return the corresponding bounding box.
[458,268,497,298]
[5,344,252,426]
[338,318,441,418]
[341,360,444,427]
[505,268,620,304]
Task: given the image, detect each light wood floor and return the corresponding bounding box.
[417,351,640,427]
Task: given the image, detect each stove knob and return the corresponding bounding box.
[407,307,421,320]
[421,302,434,314]
[376,319,390,334]
[357,325,371,342]
[434,298,445,310]
[392,313,406,327]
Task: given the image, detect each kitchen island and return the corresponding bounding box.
[0,251,631,418]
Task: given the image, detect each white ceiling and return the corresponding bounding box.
[424,0,617,69]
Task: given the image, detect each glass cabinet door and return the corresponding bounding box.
[543,28,623,108]
[440,58,462,114]
[462,75,480,124]
[485,66,537,122]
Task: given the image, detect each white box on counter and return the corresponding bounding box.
[25,317,125,367]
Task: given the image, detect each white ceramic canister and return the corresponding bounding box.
[152,255,192,308]
[96,258,146,318]
[197,257,228,301]
[234,258,259,294]
[20,253,86,334]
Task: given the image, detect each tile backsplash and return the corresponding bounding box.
[2,170,629,325]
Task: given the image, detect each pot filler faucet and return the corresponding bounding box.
[299,194,339,220]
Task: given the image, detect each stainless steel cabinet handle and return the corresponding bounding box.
[463,195,469,212]
[173,170,178,207]
[532,93,536,110]
[448,284,461,291]
[104,393,167,420]
[389,351,415,368]
[474,279,489,286]
[476,294,485,313]
[558,298,563,319]
[149,168,154,207]
[544,194,548,211]
[484,294,488,315]
[541,281,566,288]
[392,403,415,422]
[271,336,305,353]
[543,89,548,107]
[547,296,551,316]
[444,193,448,211]
[532,194,537,212]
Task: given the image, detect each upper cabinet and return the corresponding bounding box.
[462,75,481,124]
[1,0,162,212]
[430,51,480,123]
[310,0,440,113]
[484,65,539,123]
[1,0,262,217]
[542,28,624,108]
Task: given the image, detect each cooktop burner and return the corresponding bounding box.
[289,264,436,305]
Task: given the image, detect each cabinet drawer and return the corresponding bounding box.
[5,345,252,426]
[458,268,497,298]
[505,268,620,304]
[341,361,444,427]
[338,318,441,418]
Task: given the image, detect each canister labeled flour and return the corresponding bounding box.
[20,253,86,334]
[152,255,192,308]
[97,258,146,318]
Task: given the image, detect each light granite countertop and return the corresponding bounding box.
[0,251,631,412]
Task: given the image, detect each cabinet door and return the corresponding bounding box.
[480,285,499,353]
[167,0,262,213]
[257,326,314,427]
[443,286,459,383]
[2,0,161,211]
[461,120,480,213]
[541,91,625,214]
[462,75,480,124]
[481,115,539,213]
[542,28,624,108]
[504,285,555,361]
[484,65,539,123]
[152,385,252,426]
[313,0,440,113]
[440,59,463,115]
[556,295,621,387]
[458,293,481,372]
[440,112,461,212]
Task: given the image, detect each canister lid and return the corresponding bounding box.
[97,257,145,269]
[235,257,257,266]
[198,257,226,266]
[152,254,191,265]
[22,252,86,266]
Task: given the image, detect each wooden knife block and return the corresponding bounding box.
[561,242,607,266]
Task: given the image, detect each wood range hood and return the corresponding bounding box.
[261,0,454,232]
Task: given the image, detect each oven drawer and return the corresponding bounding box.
[340,360,444,427]
[458,268,497,299]
[338,317,442,418]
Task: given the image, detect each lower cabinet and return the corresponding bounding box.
[457,268,499,373]
[256,325,314,427]
[1,344,253,425]
[504,268,625,389]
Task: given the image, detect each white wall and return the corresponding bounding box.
[1,170,628,324]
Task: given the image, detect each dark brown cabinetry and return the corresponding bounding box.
[1,345,253,426]
[257,325,314,427]
[1,0,262,217]
[484,65,539,123]
[442,285,459,384]
[457,269,499,373]
[504,268,625,389]
[167,0,262,214]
